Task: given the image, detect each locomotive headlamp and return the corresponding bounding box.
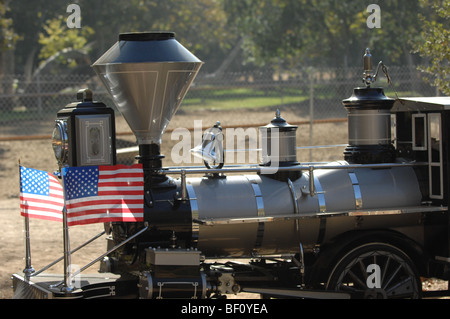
[52,119,68,165]
[54,88,116,168]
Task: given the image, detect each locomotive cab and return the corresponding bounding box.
[393,97,450,205]
[392,97,450,264]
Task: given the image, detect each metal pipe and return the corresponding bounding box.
[287,178,299,214]
[180,169,187,201]
[195,205,447,226]
[309,166,316,197]
[164,162,427,176]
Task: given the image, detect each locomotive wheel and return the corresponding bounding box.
[326,242,421,299]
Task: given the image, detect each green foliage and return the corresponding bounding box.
[224,0,425,68]
[33,0,235,72]
[2,0,449,79]
[3,0,236,74]
[414,0,449,95]
[183,87,309,110]
[0,0,20,51]
[38,16,94,66]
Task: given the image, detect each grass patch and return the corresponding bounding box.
[0,109,50,123]
[183,95,309,110]
[182,87,310,110]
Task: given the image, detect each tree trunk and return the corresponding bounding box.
[0,48,15,111]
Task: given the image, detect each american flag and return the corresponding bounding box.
[63,164,144,226]
[20,166,64,222]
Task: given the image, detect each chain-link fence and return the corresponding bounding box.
[0,65,440,142]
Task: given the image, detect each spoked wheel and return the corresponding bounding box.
[326,242,421,299]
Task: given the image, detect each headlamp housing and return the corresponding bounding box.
[53,88,116,169]
[52,119,68,165]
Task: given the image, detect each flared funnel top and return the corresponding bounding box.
[92,32,203,144]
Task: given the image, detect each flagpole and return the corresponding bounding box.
[23,209,35,277]
[19,161,35,277]
[62,206,73,292]
[61,168,73,293]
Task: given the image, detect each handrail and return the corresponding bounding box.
[31,230,106,277]
[163,161,428,201]
[163,161,427,175]
[48,225,148,290]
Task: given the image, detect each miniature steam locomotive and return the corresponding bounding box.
[12,32,450,299]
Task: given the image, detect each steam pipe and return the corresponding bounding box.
[136,144,167,185]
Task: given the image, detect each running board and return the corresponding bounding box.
[435,256,450,263]
[242,287,350,299]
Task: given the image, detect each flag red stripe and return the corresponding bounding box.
[20,204,63,214]
[97,191,143,196]
[99,164,142,170]
[99,181,144,187]
[99,172,144,178]
[21,213,63,222]
[65,164,144,226]
[20,195,64,205]
[66,199,143,209]
[67,208,143,218]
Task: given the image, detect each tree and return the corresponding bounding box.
[223,0,429,68]
[38,15,94,68]
[6,0,235,76]
[0,0,20,111]
[414,0,449,95]
[8,0,65,77]
[0,0,19,52]
[79,0,236,73]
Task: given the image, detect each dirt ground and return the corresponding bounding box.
[0,106,447,298]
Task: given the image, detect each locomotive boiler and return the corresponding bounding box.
[12,32,450,299]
